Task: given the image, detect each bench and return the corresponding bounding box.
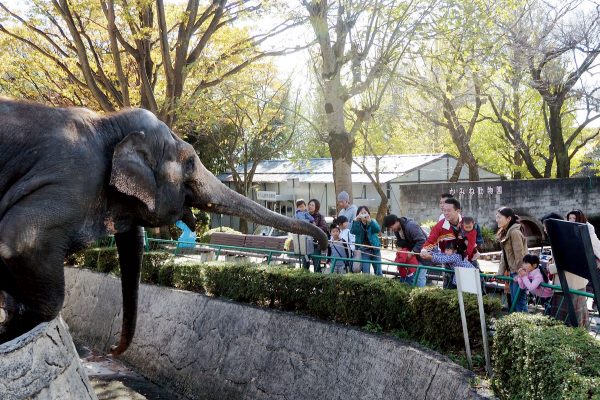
[210,233,290,263]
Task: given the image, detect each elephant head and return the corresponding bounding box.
[109,115,328,247]
[106,110,327,354]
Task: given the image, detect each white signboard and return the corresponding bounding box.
[456,267,479,294]
[257,191,277,201]
[455,267,492,376]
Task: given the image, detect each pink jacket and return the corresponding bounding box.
[517,268,553,298]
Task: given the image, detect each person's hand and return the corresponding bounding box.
[420,250,433,260]
[406,253,414,262]
[518,268,527,277]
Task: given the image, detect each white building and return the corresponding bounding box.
[215,153,501,231]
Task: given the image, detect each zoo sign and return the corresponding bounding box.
[257,191,277,201]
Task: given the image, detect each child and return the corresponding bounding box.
[459,216,483,263]
[517,254,553,314]
[394,248,419,284]
[327,224,351,273]
[421,241,474,289]
[294,199,314,223]
[335,215,355,254]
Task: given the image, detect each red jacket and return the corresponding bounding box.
[394,248,418,278]
[458,227,478,261]
[423,217,462,252]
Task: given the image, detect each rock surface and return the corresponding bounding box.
[0,317,97,400]
[63,267,491,400]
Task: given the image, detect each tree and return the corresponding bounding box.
[401,0,502,181]
[302,0,436,200]
[506,0,600,177]
[0,0,303,127]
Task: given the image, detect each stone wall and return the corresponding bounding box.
[0,317,97,400]
[61,267,491,400]
[397,177,600,229]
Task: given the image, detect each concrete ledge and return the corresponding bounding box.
[62,267,489,400]
[0,316,97,400]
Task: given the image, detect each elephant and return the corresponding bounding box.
[0,98,328,355]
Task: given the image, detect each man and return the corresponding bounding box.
[383,214,429,287]
[438,193,454,221]
[422,197,465,288]
[337,191,358,223]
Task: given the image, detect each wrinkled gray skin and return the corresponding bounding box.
[0,98,327,355]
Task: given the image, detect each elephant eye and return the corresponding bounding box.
[184,157,195,174]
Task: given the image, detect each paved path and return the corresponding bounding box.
[76,343,181,400]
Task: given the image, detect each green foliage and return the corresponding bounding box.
[172,264,206,293]
[198,227,242,243]
[82,247,120,275]
[492,313,600,400]
[408,287,502,350]
[141,252,173,284]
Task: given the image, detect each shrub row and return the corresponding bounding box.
[67,249,502,352]
[492,313,600,400]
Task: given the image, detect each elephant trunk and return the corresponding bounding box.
[190,165,328,250]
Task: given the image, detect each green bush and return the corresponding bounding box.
[408,287,502,350]
[141,252,173,284]
[172,263,206,293]
[198,227,242,243]
[492,313,600,400]
[82,247,119,274]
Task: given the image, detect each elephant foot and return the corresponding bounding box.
[0,290,17,334]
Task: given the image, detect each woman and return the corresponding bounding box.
[351,206,382,276]
[308,199,329,236]
[566,209,600,261]
[496,207,528,312]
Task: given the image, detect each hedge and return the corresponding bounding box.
[67,251,502,353]
[492,313,600,400]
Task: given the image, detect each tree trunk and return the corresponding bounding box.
[513,150,523,179]
[324,76,355,202]
[548,103,570,178]
[449,159,463,182]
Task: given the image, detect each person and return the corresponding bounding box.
[383,214,429,286]
[337,191,358,223]
[541,213,589,327]
[423,197,463,252]
[335,215,355,253]
[422,197,464,288]
[517,254,553,315]
[496,207,528,312]
[420,241,474,288]
[327,223,351,274]
[566,209,600,262]
[438,193,454,221]
[294,199,314,223]
[459,216,483,263]
[308,198,329,235]
[351,206,382,276]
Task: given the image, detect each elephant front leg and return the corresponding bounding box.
[0,290,24,337]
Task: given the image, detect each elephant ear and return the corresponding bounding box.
[110,131,157,212]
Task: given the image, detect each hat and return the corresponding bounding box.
[337,191,349,202]
[383,214,398,228]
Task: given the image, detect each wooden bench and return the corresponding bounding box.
[209,233,290,263]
